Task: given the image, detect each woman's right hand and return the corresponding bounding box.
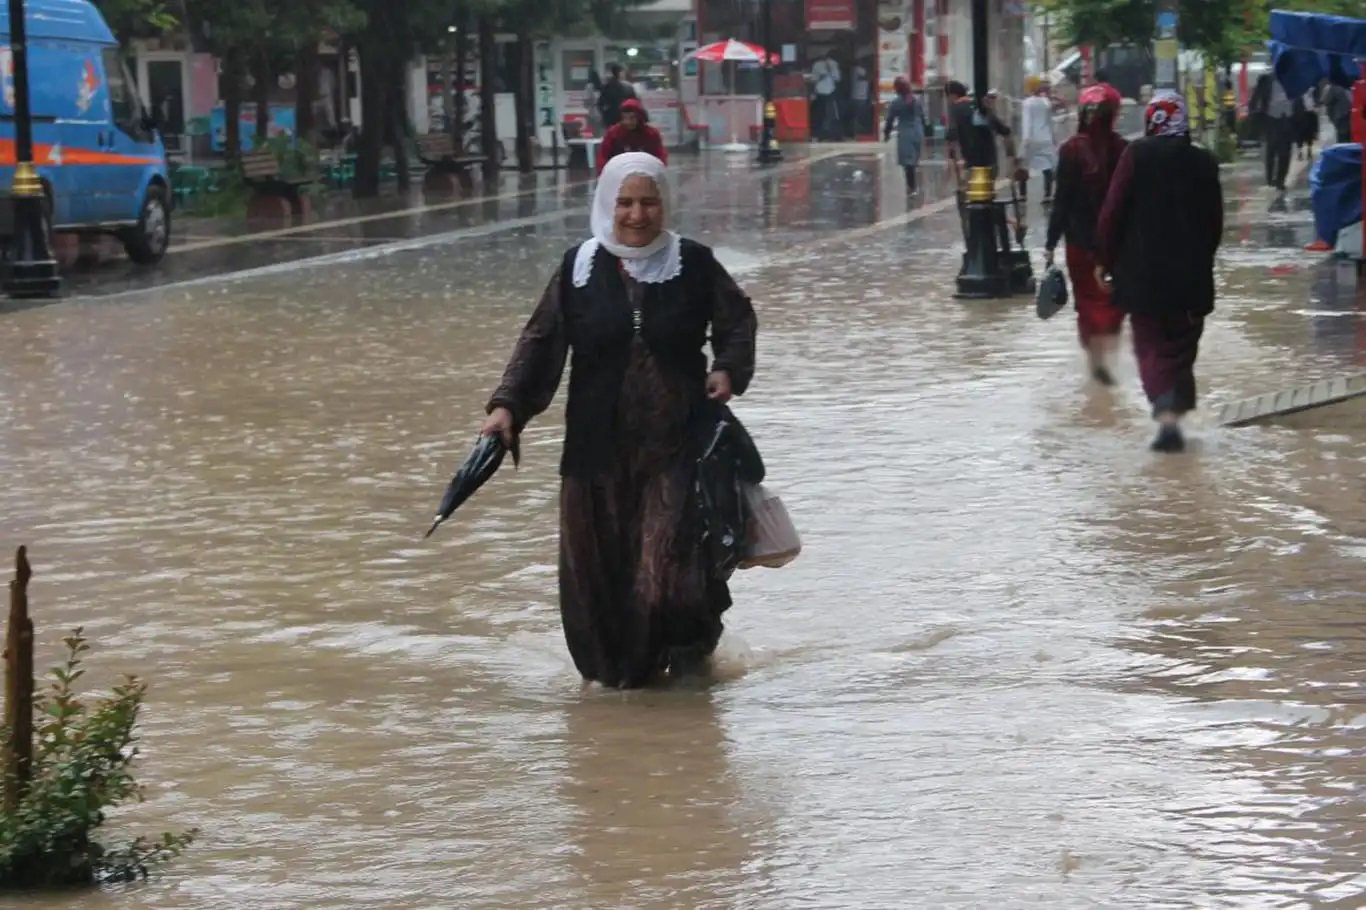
[480,407,516,448]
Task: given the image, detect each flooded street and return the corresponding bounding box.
[2,148,1364,908]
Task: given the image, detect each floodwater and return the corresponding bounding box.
[1,148,1364,909]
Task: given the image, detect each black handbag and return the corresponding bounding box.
[1036,264,1069,320]
[692,402,765,583]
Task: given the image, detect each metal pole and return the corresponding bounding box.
[954,0,1007,299]
[4,0,59,298]
[1154,0,1179,93]
[757,0,782,164]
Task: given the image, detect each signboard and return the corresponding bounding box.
[535,41,555,140]
[209,104,296,152]
[876,0,911,103]
[1154,38,1178,89]
[641,90,683,147]
[807,0,857,31]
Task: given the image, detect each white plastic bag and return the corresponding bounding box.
[739,483,801,570]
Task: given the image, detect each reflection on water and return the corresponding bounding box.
[0,155,1362,908]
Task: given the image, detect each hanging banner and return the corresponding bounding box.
[807,0,857,31]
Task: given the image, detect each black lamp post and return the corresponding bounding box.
[953,0,1006,299]
[756,0,782,164]
[4,0,59,299]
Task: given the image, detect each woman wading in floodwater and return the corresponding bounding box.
[1043,83,1128,386]
[1095,91,1223,453]
[480,153,758,689]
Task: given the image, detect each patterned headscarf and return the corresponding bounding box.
[1145,90,1189,137]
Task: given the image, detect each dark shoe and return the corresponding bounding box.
[1150,424,1186,453]
[1091,365,1117,387]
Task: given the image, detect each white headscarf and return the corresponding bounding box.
[572,152,682,288]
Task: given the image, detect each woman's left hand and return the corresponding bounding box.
[706,371,733,403]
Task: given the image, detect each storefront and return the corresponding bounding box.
[416,34,686,159]
[688,0,1031,145]
[692,0,922,144]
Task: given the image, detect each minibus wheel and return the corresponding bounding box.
[122,185,170,265]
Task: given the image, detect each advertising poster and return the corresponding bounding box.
[876,0,912,104]
[209,104,297,152]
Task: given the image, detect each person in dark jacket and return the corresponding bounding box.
[1322,79,1354,145]
[1043,82,1129,386]
[596,99,668,173]
[480,153,757,688]
[1095,91,1224,453]
[596,63,637,129]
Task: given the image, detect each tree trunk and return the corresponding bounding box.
[452,11,469,151]
[223,47,245,164]
[386,60,411,191]
[252,50,271,145]
[295,40,320,149]
[354,41,386,198]
[514,35,534,173]
[478,16,498,181]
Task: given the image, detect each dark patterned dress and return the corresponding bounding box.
[487,239,757,689]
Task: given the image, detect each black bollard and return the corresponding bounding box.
[955,166,1007,298]
[3,0,60,299]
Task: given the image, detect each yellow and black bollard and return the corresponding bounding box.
[3,0,60,298]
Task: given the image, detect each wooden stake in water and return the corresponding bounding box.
[3,546,33,813]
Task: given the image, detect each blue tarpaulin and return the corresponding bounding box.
[1267,10,1366,98]
[1310,144,1362,247]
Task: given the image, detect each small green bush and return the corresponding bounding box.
[0,629,196,889]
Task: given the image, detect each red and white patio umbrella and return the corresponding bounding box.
[684,39,777,151]
[686,39,778,65]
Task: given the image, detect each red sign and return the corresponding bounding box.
[807,0,857,31]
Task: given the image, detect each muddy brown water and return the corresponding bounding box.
[1,155,1363,908]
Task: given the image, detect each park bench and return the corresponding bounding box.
[416,132,489,174]
[240,149,315,217]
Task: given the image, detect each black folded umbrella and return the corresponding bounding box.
[424,433,521,539]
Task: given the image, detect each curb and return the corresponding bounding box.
[1217,373,1366,427]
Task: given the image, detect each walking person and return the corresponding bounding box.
[883,76,926,196]
[1296,86,1320,161]
[1043,83,1129,386]
[1252,72,1295,192]
[1019,76,1059,204]
[596,63,637,130]
[1094,91,1224,453]
[1322,79,1353,145]
[946,80,1018,244]
[596,99,668,173]
[850,60,873,136]
[584,70,605,137]
[480,153,758,688]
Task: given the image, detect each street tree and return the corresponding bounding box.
[180,0,274,161]
[1038,0,1268,68]
[90,0,178,46]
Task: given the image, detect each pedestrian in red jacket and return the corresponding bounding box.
[596,99,668,174]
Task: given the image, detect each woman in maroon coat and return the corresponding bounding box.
[1043,83,1128,385]
[1095,91,1224,453]
[596,99,669,174]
